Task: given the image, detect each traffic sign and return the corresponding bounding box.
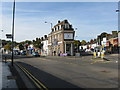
[7,36,13,38]
[6,34,12,38]
[6,34,12,36]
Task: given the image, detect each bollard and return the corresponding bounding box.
[93,52,96,58]
[101,51,105,59]
[97,52,100,57]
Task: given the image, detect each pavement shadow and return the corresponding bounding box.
[16,61,84,89]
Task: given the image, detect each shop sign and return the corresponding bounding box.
[106,41,110,47]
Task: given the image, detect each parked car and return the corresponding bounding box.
[21,52,26,55]
[32,52,40,57]
[16,52,21,55]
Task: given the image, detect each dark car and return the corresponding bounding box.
[21,52,26,55]
[32,52,40,57]
[16,52,21,55]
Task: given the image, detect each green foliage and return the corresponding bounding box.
[32,38,43,49]
[4,43,11,50]
[24,40,32,45]
[74,40,81,46]
[19,43,24,50]
[81,40,87,45]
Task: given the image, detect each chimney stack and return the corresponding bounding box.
[58,20,60,23]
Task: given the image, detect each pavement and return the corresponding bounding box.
[0,60,18,89]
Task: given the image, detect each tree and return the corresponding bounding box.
[24,40,32,49]
[97,32,108,45]
[93,39,97,43]
[100,32,107,39]
[19,43,24,50]
[24,40,32,45]
[4,43,11,51]
[74,40,80,46]
[81,40,87,45]
[74,40,81,52]
[32,38,43,49]
[90,39,94,44]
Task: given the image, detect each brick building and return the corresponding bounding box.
[48,20,75,56]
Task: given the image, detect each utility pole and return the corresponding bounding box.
[11,0,15,66]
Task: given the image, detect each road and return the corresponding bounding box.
[2,54,119,88]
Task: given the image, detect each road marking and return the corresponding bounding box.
[23,66,47,89]
[16,63,42,89]
[15,63,48,90]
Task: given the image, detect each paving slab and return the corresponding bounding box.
[1,62,18,89]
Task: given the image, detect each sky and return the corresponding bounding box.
[0,1,118,42]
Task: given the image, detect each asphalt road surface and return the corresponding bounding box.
[2,54,119,88]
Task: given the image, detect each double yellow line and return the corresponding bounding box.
[15,63,48,90]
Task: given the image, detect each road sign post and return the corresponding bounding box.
[11,0,15,66]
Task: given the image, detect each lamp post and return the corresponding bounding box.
[75,28,79,53]
[75,36,79,53]
[11,0,15,66]
[45,21,53,56]
[45,21,53,29]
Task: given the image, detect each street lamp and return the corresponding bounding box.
[45,21,53,29]
[45,21,53,56]
[74,28,79,52]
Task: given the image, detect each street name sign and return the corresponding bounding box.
[6,34,13,38]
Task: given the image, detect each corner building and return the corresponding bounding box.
[48,20,75,56]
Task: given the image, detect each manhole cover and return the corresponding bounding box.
[7,76,16,79]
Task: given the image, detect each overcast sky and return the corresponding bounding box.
[1,1,118,42]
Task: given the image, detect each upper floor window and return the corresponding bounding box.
[52,29,54,32]
[65,24,69,29]
[58,26,59,30]
[55,27,56,31]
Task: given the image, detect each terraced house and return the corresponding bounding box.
[48,20,75,56]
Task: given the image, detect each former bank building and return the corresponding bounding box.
[48,20,75,56]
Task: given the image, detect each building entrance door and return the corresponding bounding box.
[66,44,71,55]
